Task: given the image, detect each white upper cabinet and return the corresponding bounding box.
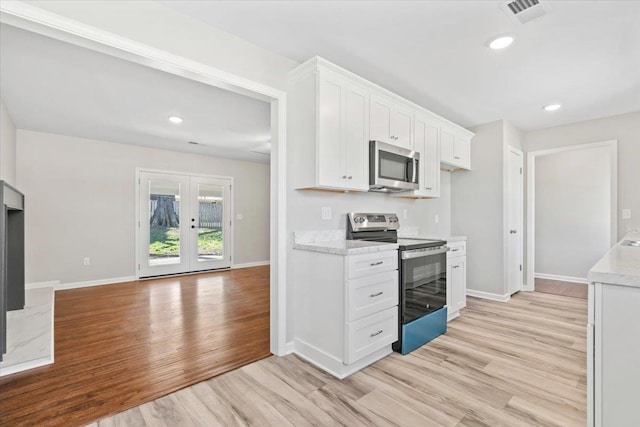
[370,94,413,149]
[394,114,440,199]
[289,67,369,192]
[440,126,471,170]
[288,57,473,192]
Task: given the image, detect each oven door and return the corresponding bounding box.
[400,247,447,324]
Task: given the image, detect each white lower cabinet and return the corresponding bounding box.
[588,282,640,427]
[447,241,467,321]
[293,248,399,378]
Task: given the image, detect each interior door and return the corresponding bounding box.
[139,171,232,278]
[139,172,191,277]
[190,176,232,271]
[507,148,524,295]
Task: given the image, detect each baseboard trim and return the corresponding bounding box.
[281,341,295,355]
[232,261,270,269]
[466,289,511,302]
[535,273,588,284]
[0,355,54,377]
[55,276,137,291]
[25,280,60,290]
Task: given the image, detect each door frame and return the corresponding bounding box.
[135,168,234,278]
[1,3,289,355]
[504,146,524,295]
[525,140,618,291]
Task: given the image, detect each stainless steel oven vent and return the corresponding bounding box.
[501,0,548,24]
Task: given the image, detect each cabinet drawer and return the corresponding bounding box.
[345,307,398,364]
[347,250,398,279]
[447,241,466,258]
[347,271,398,322]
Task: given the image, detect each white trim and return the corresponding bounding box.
[232,261,270,269]
[293,339,392,379]
[0,2,289,356]
[282,341,295,355]
[466,289,511,302]
[55,276,137,291]
[526,140,618,292]
[0,356,54,377]
[25,280,60,290]
[534,273,589,284]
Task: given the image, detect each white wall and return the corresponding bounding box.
[25,1,298,90]
[451,121,506,296]
[525,111,640,239]
[535,146,611,279]
[0,97,17,185]
[17,130,270,285]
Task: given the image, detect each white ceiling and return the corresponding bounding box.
[161,0,640,132]
[0,24,272,163]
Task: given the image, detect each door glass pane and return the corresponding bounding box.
[149,181,181,266]
[197,183,224,262]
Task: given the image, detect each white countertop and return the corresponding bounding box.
[293,239,398,255]
[588,232,640,288]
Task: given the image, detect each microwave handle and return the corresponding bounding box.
[411,158,418,183]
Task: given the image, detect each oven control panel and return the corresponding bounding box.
[348,213,400,231]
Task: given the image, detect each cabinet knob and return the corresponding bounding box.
[348,176,352,179]
[342,175,347,179]
[425,187,432,190]
[510,229,517,234]
[454,156,461,159]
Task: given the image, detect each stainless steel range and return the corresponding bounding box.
[347,213,448,354]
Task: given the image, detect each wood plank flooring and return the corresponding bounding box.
[97,291,588,427]
[0,266,271,427]
[535,278,588,299]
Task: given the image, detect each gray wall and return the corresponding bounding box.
[535,146,612,279]
[0,98,17,186]
[525,111,640,240]
[17,130,270,285]
[451,121,506,296]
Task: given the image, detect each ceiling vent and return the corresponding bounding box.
[501,0,550,24]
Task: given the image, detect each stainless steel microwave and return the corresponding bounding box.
[369,140,419,192]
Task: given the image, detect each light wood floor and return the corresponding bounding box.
[0,266,271,427]
[535,278,588,299]
[95,291,588,427]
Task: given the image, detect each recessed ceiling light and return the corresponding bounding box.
[168,115,183,124]
[543,104,562,112]
[488,36,514,50]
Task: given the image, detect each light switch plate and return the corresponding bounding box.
[321,206,332,220]
[622,209,631,219]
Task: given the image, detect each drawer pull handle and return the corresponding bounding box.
[451,249,459,252]
[453,265,459,269]
[370,291,384,298]
[370,330,384,337]
[370,261,384,266]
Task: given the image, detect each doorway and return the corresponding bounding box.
[525,140,618,290]
[138,171,232,278]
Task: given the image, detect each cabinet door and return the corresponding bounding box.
[454,135,471,169]
[392,104,413,149]
[440,128,456,165]
[447,256,466,320]
[318,72,346,189]
[369,93,393,144]
[344,83,370,191]
[423,119,441,197]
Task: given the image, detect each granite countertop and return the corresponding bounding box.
[587,232,640,288]
[293,239,399,256]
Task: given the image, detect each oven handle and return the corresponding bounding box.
[401,246,449,260]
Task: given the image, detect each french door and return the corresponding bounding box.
[138,171,232,278]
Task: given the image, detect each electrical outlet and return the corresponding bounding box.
[622,209,632,219]
[83,257,90,266]
[321,206,332,220]
[434,214,439,224]
[403,209,408,220]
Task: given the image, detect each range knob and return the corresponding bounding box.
[389,216,398,223]
[355,216,366,224]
